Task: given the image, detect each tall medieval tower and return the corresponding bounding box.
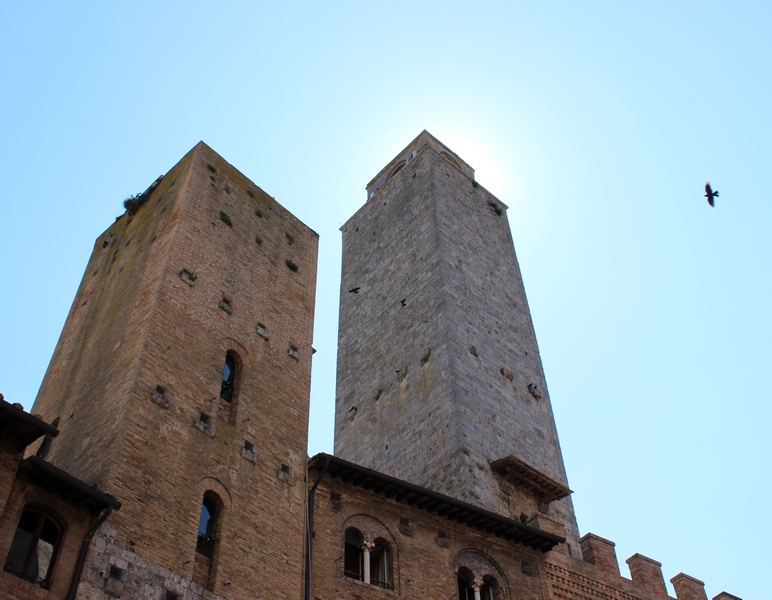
[29,142,318,599]
[335,131,580,546]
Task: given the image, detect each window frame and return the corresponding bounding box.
[3,508,64,589]
[220,351,238,403]
[370,537,391,590]
[196,492,221,557]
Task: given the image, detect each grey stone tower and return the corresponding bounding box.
[335,131,579,545]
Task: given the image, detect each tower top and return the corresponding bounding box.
[365,130,475,199]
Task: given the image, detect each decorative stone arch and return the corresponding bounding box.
[342,514,395,545]
[454,550,509,600]
[341,514,398,591]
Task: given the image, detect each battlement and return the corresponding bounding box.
[529,515,739,600]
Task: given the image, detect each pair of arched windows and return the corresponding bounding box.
[343,527,392,590]
[3,509,62,588]
[457,566,499,600]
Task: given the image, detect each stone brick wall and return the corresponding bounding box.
[76,524,226,600]
[29,142,318,599]
[335,132,579,546]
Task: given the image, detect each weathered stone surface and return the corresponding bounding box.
[335,131,580,546]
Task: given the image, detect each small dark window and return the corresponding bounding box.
[220,352,238,403]
[370,538,391,590]
[199,412,210,424]
[344,528,363,581]
[109,565,122,580]
[197,493,221,557]
[244,441,253,452]
[4,509,62,588]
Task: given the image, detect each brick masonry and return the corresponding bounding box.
[27,142,318,600]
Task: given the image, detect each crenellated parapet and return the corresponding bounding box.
[528,516,739,600]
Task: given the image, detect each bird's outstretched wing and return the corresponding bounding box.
[704,182,718,207]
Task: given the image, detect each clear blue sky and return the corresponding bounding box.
[1,2,769,598]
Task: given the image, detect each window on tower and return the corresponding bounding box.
[220,352,238,403]
[193,492,222,591]
[196,492,220,557]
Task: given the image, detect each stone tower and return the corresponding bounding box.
[29,142,318,598]
[335,131,579,546]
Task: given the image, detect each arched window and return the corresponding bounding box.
[193,492,222,592]
[3,509,62,588]
[343,527,363,581]
[196,492,220,557]
[387,161,406,181]
[457,567,475,600]
[370,538,391,590]
[220,352,238,403]
[482,575,499,600]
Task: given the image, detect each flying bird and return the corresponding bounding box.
[400,298,406,307]
[705,182,719,207]
[348,287,360,293]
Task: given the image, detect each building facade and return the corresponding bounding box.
[0,134,739,600]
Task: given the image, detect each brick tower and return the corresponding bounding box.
[335,131,580,546]
[29,142,318,599]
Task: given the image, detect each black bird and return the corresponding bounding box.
[400,298,406,307]
[705,182,719,207]
[349,287,360,293]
